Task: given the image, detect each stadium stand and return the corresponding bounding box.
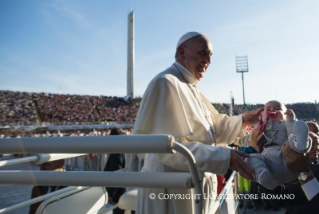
[286,103,319,121]
[90,96,138,123]
[32,93,100,125]
[0,91,37,126]
[0,90,318,129]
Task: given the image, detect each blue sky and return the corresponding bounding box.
[0,0,318,104]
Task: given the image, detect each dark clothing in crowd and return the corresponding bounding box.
[104,153,126,214]
[261,163,319,214]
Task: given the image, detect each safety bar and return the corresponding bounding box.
[100,204,118,214]
[0,153,86,167]
[0,156,37,167]
[0,135,175,154]
[0,186,82,214]
[0,135,202,214]
[34,186,105,214]
[0,171,193,189]
[172,142,202,214]
[210,171,237,214]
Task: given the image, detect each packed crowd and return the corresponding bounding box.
[0,91,38,126]
[33,93,100,125]
[0,128,133,138]
[286,103,319,120]
[213,102,319,120]
[1,91,319,126]
[90,96,138,123]
[212,103,230,115]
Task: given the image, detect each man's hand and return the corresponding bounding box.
[250,129,264,153]
[229,149,255,180]
[282,141,310,175]
[108,197,114,204]
[242,107,264,127]
[282,141,314,185]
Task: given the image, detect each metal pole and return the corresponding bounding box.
[0,135,174,154]
[0,171,192,189]
[172,142,203,214]
[0,156,38,167]
[229,92,233,117]
[242,72,246,106]
[0,186,80,214]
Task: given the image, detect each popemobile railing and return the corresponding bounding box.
[0,136,239,214]
[0,135,204,214]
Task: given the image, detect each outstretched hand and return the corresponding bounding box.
[250,129,264,153]
[242,107,264,127]
[229,149,255,180]
[282,141,310,175]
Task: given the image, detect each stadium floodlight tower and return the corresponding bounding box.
[236,55,249,106]
[127,11,135,98]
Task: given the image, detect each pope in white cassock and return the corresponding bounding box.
[133,32,263,214]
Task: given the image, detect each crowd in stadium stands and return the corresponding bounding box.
[0,91,37,126]
[1,91,319,127]
[213,102,319,121]
[0,128,132,138]
[233,104,265,115]
[286,103,319,120]
[212,103,230,115]
[214,103,267,115]
[90,96,138,123]
[33,93,100,125]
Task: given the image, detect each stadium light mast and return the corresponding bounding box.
[127,11,135,98]
[236,55,249,106]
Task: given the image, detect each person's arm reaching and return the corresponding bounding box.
[282,141,319,201]
[156,139,255,180]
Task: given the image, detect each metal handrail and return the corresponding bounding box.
[0,156,38,167]
[210,171,237,214]
[0,153,86,167]
[99,204,118,214]
[172,142,203,214]
[0,171,193,189]
[0,167,127,213]
[0,135,175,154]
[0,186,82,214]
[0,135,202,213]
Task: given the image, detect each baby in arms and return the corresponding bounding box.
[238,100,312,190]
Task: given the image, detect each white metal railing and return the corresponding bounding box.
[0,186,83,214]
[0,135,174,154]
[0,159,128,214]
[0,153,86,167]
[100,204,118,214]
[0,171,194,189]
[0,136,239,214]
[0,135,203,214]
[210,171,239,214]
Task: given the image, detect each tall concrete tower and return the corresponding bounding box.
[127,11,135,98]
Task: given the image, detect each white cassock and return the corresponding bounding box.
[133,62,246,214]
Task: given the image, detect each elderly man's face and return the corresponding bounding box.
[183,36,213,80]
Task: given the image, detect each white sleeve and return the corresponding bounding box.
[155,139,231,175]
[301,178,319,201]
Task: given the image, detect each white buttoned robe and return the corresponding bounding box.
[133,62,245,214]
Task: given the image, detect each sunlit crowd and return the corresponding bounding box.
[1,90,319,128]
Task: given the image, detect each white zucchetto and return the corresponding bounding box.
[176,31,204,48]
